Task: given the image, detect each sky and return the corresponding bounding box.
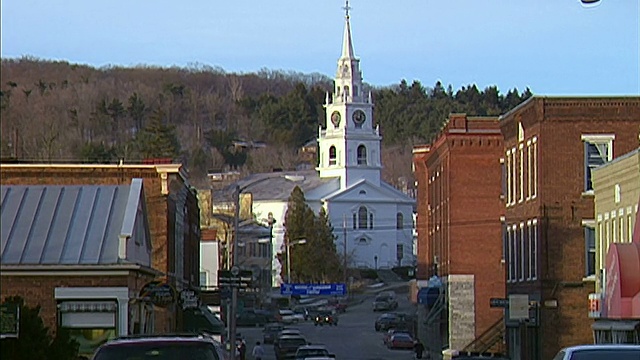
[1,0,639,96]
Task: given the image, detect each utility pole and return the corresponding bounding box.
[228,184,240,360]
[343,214,347,291]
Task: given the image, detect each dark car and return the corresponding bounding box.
[263,323,285,344]
[386,333,414,350]
[313,311,338,326]
[273,328,303,348]
[274,335,308,360]
[236,310,269,327]
[374,313,410,332]
[92,334,226,360]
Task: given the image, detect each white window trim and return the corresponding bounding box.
[511,147,517,205]
[507,226,513,282]
[532,137,538,199]
[581,134,615,194]
[55,287,129,336]
[526,140,532,200]
[519,222,525,281]
[519,144,524,203]
[506,150,512,206]
[531,219,538,280]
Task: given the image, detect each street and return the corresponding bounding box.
[237,289,416,360]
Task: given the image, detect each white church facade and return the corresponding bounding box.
[216,5,415,285]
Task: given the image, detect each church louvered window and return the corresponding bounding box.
[329,146,337,166]
[357,145,367,165]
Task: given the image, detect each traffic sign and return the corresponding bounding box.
[218,270,253,289]
[280,283,346,296]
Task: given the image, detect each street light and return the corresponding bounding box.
[286,238,307,283]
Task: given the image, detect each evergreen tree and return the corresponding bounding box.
[133,108,181,159]
[0,296,79,360]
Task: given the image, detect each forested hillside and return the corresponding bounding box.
[0,57,531,187]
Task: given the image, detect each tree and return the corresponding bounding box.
[283,187,341,283]
[133,108,181,159]
[0,296,79,360]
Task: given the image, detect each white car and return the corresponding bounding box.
[279,309,305,324]
[552,344,640,360]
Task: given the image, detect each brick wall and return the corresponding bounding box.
[501,96,640,359]
[413,146,431,279]
[0,271,153,333]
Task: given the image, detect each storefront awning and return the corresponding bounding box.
[58,301,117,313]
[592,320,640,331]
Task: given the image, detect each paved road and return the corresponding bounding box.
[236,290,417,360]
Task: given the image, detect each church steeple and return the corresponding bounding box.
[318,1,381,188]
[341,1,355,59]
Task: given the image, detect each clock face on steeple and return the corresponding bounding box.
[352,110,366,127]
[331,111,341,127]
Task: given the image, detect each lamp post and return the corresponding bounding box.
[286,238,307,283]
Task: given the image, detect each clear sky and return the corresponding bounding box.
[2,0,639,95]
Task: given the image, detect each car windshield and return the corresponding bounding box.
[94,342,219,360]
[297,348,329,357]
[570,350,640,360]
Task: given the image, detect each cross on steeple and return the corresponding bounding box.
[343,0,351,19]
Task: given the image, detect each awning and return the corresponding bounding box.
[592,320,640,331]
[58,301,117,313]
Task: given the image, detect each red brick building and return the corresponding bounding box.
[499,96,640,360]
[0,163,201,334]
[412,114,505,353]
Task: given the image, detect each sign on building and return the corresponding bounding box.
[508,294,530,320]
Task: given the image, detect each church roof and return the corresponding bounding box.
[322,178,415,205]
[213,170,340,202]
[341,1,355,60]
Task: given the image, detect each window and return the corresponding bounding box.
[629,213,634,244]
[344,85,350,97]
[526,140,532,200]
[507,225,514,282]
[585,226,596,276]
[357,145,367,165]
[520,223,526,281]
[531,137,537,198]
[505,151,512,205]
[352,213,357,229]
[582,134,614,192]
[200,272,207,287]
[519,144,524,203]
[329,146,337,166]
[500,158,506,200]
[396,213,404,229]
[358,206,368,229]
[511,148,517,205]
[531,220,538,280]
[524,222,531,280]
[369,213,374,229]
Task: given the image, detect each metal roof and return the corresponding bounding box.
[1,180,145,265]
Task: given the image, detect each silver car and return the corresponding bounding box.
[552,344,640,360]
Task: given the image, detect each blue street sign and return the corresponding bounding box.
[280,283,346,296]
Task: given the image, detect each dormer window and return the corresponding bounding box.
[357,145,367,165]
[329,146,337,166]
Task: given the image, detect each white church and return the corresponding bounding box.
[218,5,415,285]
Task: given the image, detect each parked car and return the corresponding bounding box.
[92,334,226,360]
[386,333,415,350]
[373,291,398,311]
[552,344,640,360]
[293,306,311,320]
[314,310,338,326]
[383,329,411,345]
[280,309,305,324]
[263,323,285,344]
[236,310,269,327]
[274,335,308,360]
[295,344,335,360]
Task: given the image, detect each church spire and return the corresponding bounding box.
[341,0,355,59]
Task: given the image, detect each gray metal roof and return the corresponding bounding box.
[1,181,146,265]
[213,170,340,202]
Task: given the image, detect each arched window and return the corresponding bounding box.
[396,213,404,229]
[329,146,337,166]
[357,145,367,165]
[354,85,359,97]
[352,213,357,229]
[358,206,368,229]
[369,213,374,229]
[344,85,350,97]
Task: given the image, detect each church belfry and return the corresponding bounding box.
[318,1,382,189]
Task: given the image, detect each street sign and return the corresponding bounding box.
[217,270,253,289]
[139,281,176,307]
[508,294,530,320]
[490,298,509,308]
[280,283,347,296]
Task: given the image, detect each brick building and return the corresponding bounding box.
[0,180,158,356]
[0,163,201,333]
[499,96,640,360]
[412,114,505,354]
